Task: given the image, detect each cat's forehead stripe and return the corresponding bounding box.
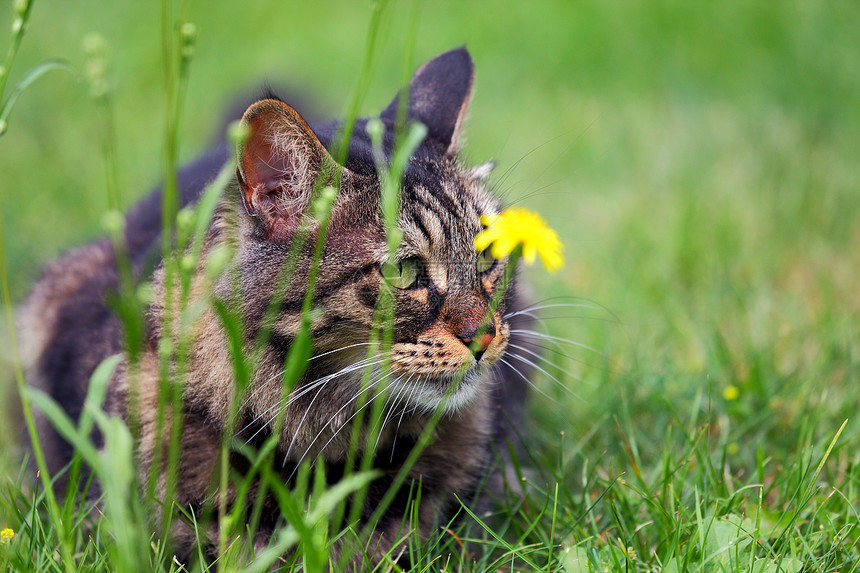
[443,179,475,221]
[421,173,461,215]
[408,185,455,221]
[452,181,481,223]
[412,215,434,247]
[417,209,445,247]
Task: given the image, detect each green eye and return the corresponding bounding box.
[380,257,420,289]
[477,249,497,274]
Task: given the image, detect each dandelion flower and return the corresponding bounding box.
[1,528,14,543]
[474,207,564,273]
[723,385,739,401]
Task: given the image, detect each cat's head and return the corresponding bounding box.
[232,48,512,414]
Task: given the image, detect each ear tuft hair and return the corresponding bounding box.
[471,161,495,182]
[237,99,341,241]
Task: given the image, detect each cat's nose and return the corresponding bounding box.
[456,324,495,361]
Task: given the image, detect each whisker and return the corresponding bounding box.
[506,342,599,388]
[504,302,603,319]
[238,376,331,445]
[506,188,573,207]
[525,315,625,326]
[509,310,541,321]
[509,118,597,204]
[290,372,396,478]
[237,369,282,412]
[506,342,568,371]
[497,357,553,401]
[506,352,584,399]
[373,372,414,452]
[490,128,580,201]
[510,329,604,357]
[507,295,620,320]
[512,294,592,308]
[373,373,408,435]
[238,351,379,412]
[390,375,428,461]
[283,362,387,462]
[236,355,388,440]
[506,341,605,374]
[407,375,429,411]
[309,341,380,361]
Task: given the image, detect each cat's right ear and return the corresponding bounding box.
[237,99,342,241]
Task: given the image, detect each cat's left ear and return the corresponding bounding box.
[237,98,345,241]
[381,47,474,154]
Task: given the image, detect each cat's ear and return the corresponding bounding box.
[381,47,474,153]
[237,98,342,240]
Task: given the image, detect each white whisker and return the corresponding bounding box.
[288,372,396,478]
[283,362,385,462]
[239,376,331,445]
[235,355,388,441]
[507,340,607,375]
[506,342,597,388]
[308,341,380,361]
[373,371,414,452]
[497,357,553,401]
[390,375,427,462]
[510,328,603,357]
[504,302,602,320]
[505,352,583,400]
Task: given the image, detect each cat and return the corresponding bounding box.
[20,47,532,568]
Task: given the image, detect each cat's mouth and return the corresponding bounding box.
[384,320,509,413]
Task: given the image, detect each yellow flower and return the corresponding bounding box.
[1,528,14,543]
[474,207,564,273]
[723,385,739,401]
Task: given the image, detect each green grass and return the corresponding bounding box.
[2,0,860,571]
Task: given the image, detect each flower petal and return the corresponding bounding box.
[474,207,564,273]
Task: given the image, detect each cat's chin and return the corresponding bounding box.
[386,367,488,415]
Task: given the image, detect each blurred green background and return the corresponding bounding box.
[1,0,859,466]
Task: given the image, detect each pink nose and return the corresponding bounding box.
[457,329,495,361]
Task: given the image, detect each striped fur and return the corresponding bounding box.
[20,48,531,568]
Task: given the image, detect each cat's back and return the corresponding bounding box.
[19,236,122,473]
[19,143,230,476]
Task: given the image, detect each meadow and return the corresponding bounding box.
[1,0,859,571]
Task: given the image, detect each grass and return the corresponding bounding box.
[1,0,860,571]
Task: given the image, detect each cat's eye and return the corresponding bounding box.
[477,249,497,274]
[380,257,421,289]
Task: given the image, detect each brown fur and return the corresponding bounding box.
[21,48,532,568]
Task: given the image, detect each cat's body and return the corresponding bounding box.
[21,48,531,567]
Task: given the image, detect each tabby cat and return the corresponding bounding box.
[21,48,532,567]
